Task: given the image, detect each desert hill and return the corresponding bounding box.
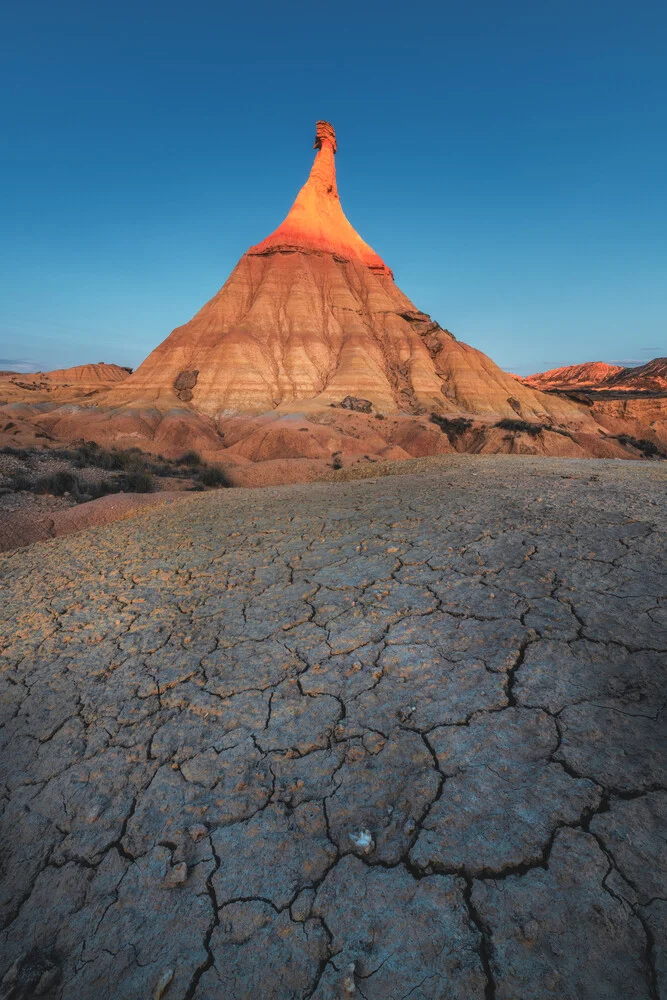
[519,362,624,390]
[605,357,667,393]
[520,358,667,394]
[102,121,583,423]
[2,123,665,477]
[0,362,130,404]
[47,362,131,386]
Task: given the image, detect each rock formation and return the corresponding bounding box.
[103,123,587,423]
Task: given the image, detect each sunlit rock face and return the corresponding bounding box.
[247,120,392,276]
[518,363,625,390]
[104,122,588,423]
[520,358,667,393]
[46,363,131,387]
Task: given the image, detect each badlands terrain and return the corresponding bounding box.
[1,120,665,482]
[1,122,665,999]
[1,456,666,998]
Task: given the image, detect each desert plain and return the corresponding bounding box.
[1,455,665,999]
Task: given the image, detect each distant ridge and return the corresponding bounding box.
[519,358,667,393]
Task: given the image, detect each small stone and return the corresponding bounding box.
[153,968,175,999]
[403,818,416,835]
[343,961,357,994]
[362,731,386,755]
[188,824,208,842]
[349,828,375,855]
[290,887,315,922]
[521,919,540,941]
[163,862,188,887]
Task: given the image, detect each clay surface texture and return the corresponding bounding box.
[1,456,665,998]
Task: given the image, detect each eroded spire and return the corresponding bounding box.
[247,121,391,276]
[314,120,337,153]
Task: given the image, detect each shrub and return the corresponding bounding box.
[71,477,115,500]
[2,446,31,459]
[124,470,156,493]
[34,470,82,496]
[73,443,140,471]
[10,472,34,492]
[176,450,202,467]
[495,419,542,437]
[616,435,663,458]
[152,462,177,477]
[429,413,472,442]
[199,465,228,487]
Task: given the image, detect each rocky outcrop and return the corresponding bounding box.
[335,396,373,413]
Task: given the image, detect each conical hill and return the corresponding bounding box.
[104,122,582,425]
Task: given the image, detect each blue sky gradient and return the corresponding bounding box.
[1,0,665,374]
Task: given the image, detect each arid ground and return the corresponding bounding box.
[1,456,665,999]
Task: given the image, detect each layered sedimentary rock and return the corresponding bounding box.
[103,123,589,424]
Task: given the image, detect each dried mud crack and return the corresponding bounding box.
[1,456,665,999]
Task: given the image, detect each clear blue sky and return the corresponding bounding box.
[1,0,665,375]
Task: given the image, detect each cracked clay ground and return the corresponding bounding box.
[1,455,666,1000]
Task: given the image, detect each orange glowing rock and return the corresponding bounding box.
[247,121,392,277]
[93,120,614,440]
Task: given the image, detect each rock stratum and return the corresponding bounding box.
[1,123,665,476]
[1,457,665,998]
